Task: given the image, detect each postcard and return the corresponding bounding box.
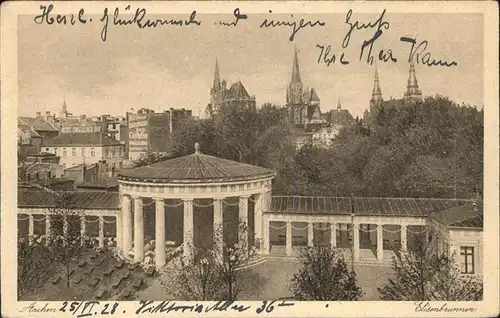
[1,1,499,317]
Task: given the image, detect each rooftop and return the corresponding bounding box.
[18,189,120,210]
[45,132,122,147]
[117,143,276,183]
[269,196,474,218]
[19,117,58,132]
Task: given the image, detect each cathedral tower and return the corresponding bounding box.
[286,46,304,105]
[370,65,383,111]
[403,59,422,103]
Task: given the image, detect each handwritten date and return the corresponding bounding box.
[60,301,120,318]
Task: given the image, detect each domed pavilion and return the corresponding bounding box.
[116,143,276,267]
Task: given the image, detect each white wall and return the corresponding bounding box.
[44,145,124,169]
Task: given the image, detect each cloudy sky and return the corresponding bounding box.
[18,11,483,118]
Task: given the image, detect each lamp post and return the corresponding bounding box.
[350,193,355,271]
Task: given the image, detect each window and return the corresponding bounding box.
[54,148,58,155]
[119,147,122,156]
[72,148,76,156]
[45,147,49,151]
[63,148,67,156]
[111,149,116,158]
[90,147,95,156]
[105,148,109,158]
[460,246,475,274]
[81,148,85,156]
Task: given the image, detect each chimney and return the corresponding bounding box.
[36,112,41,118]
[35,171,39,181]
[45,111,50,118]
[25,172,30,183]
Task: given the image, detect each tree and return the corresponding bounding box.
[289,246,363,300]
[132,152,172,167]
[160,221,265,300]
[46,191,86,288]
[378,232,483,300]
[17,237,57,297]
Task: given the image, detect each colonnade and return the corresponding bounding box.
[262,220,410,262]
[119,191,271,267]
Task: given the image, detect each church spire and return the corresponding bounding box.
[291,45,302,84]
[371,64,383,104]
[212,58,221,92]
[404,59,422,102]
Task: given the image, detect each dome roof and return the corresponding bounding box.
[117,144,276,184]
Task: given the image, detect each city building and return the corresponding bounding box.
[127,108,192,161]
[329,100,354,126]
[286,48,325,128]
[205,59,256,119]
[18,115,59,156]
[43,132,125,169]
[366,60,423,124]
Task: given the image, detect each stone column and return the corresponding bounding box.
[63,215,68,235]
[353,224,360,261]
[183,199,194,263]
[213,198,224,259]
[121,195,132,256]
[253,193,263,249]
[286,222,293,256]
[238,195,249,253]
[98,216,105,248]
[80,216,86,245]
[28,214,34,236]
[155,198,166,267]
[330,222,337,248]
[45,215,51,236]
[115,215,122,250]
[133,197,144,263]
[377,224,384,262]
[401,224,407,252]
[307,223,314,247]
[262,217,270,255]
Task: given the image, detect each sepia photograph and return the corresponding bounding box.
[1,1,499,317]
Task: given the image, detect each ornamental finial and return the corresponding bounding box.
[195,142,200,154]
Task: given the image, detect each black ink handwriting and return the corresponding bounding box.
[342,9,390,49]
[34,4,87,25]
[401,37,458,67]
[316,45,350,66]
[218,8,247,26]
[260,13,326,42]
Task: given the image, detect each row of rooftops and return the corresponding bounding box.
[17,189,482,229]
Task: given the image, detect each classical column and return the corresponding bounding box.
[133,197,144,263]
[213,198,224,259]
[253,193,263,248]
[115,215,122,250]
[63,215,68,235]
[45,215,51,236]
[262,217,270,255]
[353,224,360,261]
[401,224,407,252]
[183,199,194,263]
[28,214,34,236]
[80,216,86,245]
[330,222,337,248]
[238,195,249,253]
[307,223,314,247]
[98,216,104,248]
[286,222,292,256]
[121,195,132,256]
[155,198,166,267]
[377,224,384,262]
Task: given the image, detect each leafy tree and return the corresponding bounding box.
[378,232,483,300]
[17,238,58,297]
[132,152,172,167]
[46,191,86,288]
[160,221,265,301]
[289,246,363,300]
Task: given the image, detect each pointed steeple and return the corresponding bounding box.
[212,58,221,92]
[62,97,67,112]
[337,99,342,110]
[404,59,422,102]
[371,64,383,104]
[291,45,302,84]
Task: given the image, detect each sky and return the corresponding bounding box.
[18,11,483,119]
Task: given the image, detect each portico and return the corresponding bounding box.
[116,143,276,266]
